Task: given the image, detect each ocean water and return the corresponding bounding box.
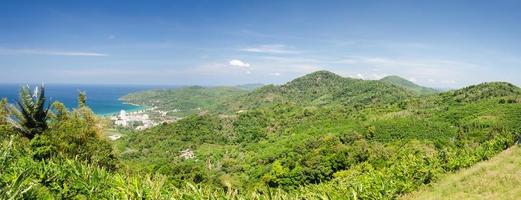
[0,84,167,115]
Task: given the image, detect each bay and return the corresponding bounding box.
[0,84,171,115]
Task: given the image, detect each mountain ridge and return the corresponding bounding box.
[223,70,414,111]
[380,75,439,95]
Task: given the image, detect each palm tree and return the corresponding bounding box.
[7,84,52,139]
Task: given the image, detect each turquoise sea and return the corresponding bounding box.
[0,84,170,115]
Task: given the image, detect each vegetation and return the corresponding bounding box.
[402,145,521,200]
[222,71,415,111]
[2,70,521,199]
[380,75,439,95]
[6,85,51,139]
[116,71,521,198]
[120,86,252,117]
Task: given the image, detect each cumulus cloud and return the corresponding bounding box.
[240,44,299,54]
[229,59,251,74]
[229,59,250,67]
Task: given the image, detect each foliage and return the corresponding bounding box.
[77,90,87,108]
[120,86,250,117]
[7,85,51,139]
[116,71,521,198]
[223,71,415,111]
[380,75,439,95]
[2,71,521,199]
[403,145,521,200]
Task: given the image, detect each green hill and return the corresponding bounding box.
[380,75,439,95]
[443,82,521,103]
[3,71,521,199]
[114,70,521,198]
[120,86,249,117]
[224,70,414,111]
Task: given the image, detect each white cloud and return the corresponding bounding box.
[0,48,108,57]
[229,59,250,68]
[356,73,364,79]
[269,72,281,76]
[240,44,299,54]
[229,59,251,74]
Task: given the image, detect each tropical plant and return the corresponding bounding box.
[7,84,52,139]
[78,90,87,108]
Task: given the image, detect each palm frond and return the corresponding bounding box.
[7,84,53,139]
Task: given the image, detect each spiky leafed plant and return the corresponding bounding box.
[7,84,52,139]
[78,90,87,108]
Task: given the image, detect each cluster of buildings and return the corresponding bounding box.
[111,109,157,130]
[110,105,182,131]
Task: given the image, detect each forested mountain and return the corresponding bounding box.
[380,75,439,95]
[120,86,250,117]
[120,71,442,114]
[2,71,521,199]
[220,70,414,111]
[122,71,416,114]
[114,71,521,198]
[443,82,521,102]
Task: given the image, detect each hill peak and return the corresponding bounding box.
[443,82,521,103]
[381,75,407,80]
[301,70,343,79]
[380,75,438,95]
[285,70,346,88]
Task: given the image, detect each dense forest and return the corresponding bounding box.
[1,71,521,199]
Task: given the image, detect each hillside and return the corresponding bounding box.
[120,86,249,117]
[120,71,447,114]
[402,145,521,200]
[380,75,439,95]
[3,71,521,199]
[235,83,265,91]
[121,71,416,114]
[223,70,414,111]
[115,70,521,198]
[443,82,521,103]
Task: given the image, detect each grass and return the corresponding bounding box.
[402,145,521,200]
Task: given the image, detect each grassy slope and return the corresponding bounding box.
[402,145,521,200]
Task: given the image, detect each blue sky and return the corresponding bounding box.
[1,0,521,88]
